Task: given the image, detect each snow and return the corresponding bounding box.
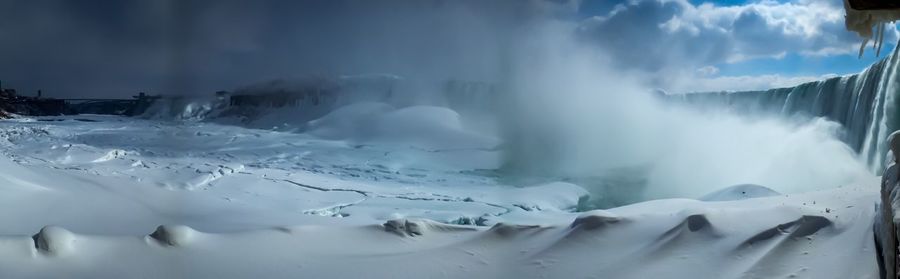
[308,102,498,151]
[0,114,572,234]
[699,184,781,201]
[0,113,882,278]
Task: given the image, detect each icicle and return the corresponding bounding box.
[874,22,879,52]
[860,38,870,58]
[876,23,885,57]
[844,2,900,58]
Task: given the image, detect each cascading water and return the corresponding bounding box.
[496,29,878,207]
[674,44,900,174]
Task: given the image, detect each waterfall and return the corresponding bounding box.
[673,45,900,174]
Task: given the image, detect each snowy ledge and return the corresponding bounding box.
[0,186,878,279]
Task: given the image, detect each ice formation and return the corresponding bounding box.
[844,0,900,57]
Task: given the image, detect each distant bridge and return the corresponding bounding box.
[60,98,139,102]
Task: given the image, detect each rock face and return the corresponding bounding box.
[148,225,198,247]
[876,130,900,279]
[848,0,900,10]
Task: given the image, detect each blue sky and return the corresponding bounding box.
[715,52,882,77]
[575,0,895,91]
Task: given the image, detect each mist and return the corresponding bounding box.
[496,17,873,205]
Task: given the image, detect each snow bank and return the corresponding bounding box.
[699,184,781,201]
[0,186,878,279]
[307,102,499,150]
[305,102,394,139]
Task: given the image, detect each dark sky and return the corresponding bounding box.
[0,0,573,98]
[4,0,864,97]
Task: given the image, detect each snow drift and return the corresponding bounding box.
[307,102,498,151]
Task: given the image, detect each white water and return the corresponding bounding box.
[502,78,873,203]
[498,28,876,205]
[676,43,900,173]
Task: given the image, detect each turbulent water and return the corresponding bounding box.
[675,46,900,173]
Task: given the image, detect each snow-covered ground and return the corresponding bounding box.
[0,114,590,233]
[0,114,881,278]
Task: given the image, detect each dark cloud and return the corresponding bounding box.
[0,0,572,98]
[576,0,732,72]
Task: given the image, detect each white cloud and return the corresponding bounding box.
[696,65,719,76]
[575,0,897,92]
[677,73,840,93]
[577,0,897,72]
